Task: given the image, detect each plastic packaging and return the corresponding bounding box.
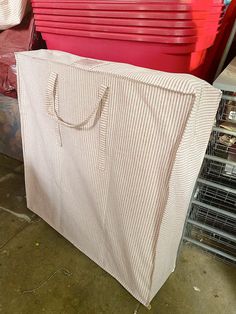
[0,94,22,160]
[0,13,45,97]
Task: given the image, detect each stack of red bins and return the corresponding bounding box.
[31,0,224,78]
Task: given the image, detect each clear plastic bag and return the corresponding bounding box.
[0,94,22,160]
[0,13,45,98]
[0,53,17,98]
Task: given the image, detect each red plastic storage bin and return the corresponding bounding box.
[37,27,218,60]
[33,8,223,20]
[41,31,209,75]
[34,14,222,29]
[35,20,220,36]
[31,0,223,79]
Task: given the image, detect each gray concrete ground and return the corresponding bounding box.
[0,154,235,314]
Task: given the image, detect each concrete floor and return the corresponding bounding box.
[0,154,235,314]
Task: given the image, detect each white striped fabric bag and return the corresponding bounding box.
[16,50,221,306]
[0,0,28,30]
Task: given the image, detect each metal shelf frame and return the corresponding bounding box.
[183,81,236,265]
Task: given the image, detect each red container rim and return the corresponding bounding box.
[41,30,216,55]
[35,20,220,36]
[31,0,224,4]
[31,2,224,12]
[34,14,222,28]
[33,8,223,20]
[37,25,217,44]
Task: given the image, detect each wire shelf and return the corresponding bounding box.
[185,224,236,264]
[200,157,236,188]
[183,90,236,265]
[195,180,236,214]
[216,91,236,127]
[189,202,236,235]
[184,237,236,265]
[207,128,236,160]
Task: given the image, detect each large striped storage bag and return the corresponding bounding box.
[16,49,221,306]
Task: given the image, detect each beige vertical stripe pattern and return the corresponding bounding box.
[16,50,221,307]
[0,0,28,30]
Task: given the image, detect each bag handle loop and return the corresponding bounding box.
[46,72,109,130]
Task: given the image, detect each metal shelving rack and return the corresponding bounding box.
[184,57,236,264]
